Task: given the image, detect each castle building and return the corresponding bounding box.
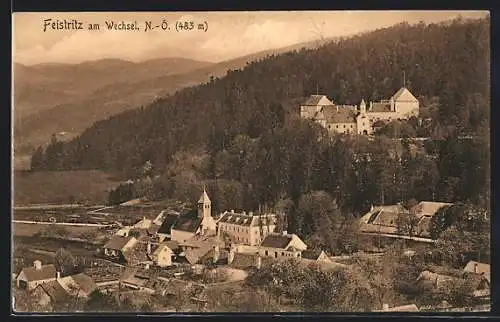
[217,210,276,246]
[300,87,419,135]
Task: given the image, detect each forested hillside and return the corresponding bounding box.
[32,18,490,229]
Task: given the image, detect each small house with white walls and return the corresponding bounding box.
[102,235,137,259]
[16,260,58,291]
[258,232,308,259]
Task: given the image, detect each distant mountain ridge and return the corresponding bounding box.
[13,37,338,156]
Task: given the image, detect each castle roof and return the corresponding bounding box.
[391,87,418,102]
[198,188,211,204]
[321,105,357,124]
[303,95,333,106]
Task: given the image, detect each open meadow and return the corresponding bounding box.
[13,170,121,206]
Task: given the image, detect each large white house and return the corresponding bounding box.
[217,210,276,246]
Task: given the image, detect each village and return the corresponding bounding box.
[12,183,490,312]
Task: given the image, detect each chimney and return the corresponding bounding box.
[370,205,374,212]
[56,271,61,280]
[213,245,220,264]
[33,260,42,270]
[231,209,234,213]
[145,263,150,270]
[255,255,262,270]
[474,263,478,273]
[370,102,373,110]
[382,304,389,311]
[336,105,339,112]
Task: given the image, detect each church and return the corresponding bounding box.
[300,86,420,135]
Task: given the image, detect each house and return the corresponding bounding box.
[463,261,490,283]
[157,212,180,242]
[102,235,137,259]
[217,210,277,246]
[301,249,331,262]
[16,260,57,290]
[32,280,69,308]
[133,216,153,230]
[301,87,419,135]
[463,261,490,298]
[52,273,97,298]
[150,241,179,267]
[119,268,156,293]
[170,211,203,243]
[359,204,409,235]
[411,201,453,237]
[258,231,308,259]
[178,234,224,265]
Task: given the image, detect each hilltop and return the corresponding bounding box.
[13,38,335,158]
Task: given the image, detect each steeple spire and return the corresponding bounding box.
[403,70,406,88]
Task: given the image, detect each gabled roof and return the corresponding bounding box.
[184,246,213,265]
[58,273,97,297]
[37,280,69,303]
[301,249,325,260]
[303,95,333,106]
[391,87,418,102]
[464,261,490,283]
[123,241,150,266]
[218,212,253,226]
[411,201,453,218]
[172,211,202,233]
[368,102,392,113]
[19,264,56,282]
[261,234,292,249]
[103,235,134,251]
[230,253,258,269]
[322,106,357,124]
[152,241,179,257]
[157,213,179,234]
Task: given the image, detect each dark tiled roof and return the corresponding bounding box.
[322,106,357,124]
[230,253,258,269]
[157,213,179,234]
[184,245,212,265]
[20,264,57,282]
[218,212,253,226]
[303,95,331,106]
[172,211,202,233]
[301,249,323,260]
[69,273,97,296]
[261,235,292,249]
[164,240,180,251]
[104,235,134,251]
[38,280,68,303]
[369,102,393,112]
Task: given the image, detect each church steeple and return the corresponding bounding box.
[360,98,366,113]
[198,186,211,219]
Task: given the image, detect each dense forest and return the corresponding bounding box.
[31,18,490,238]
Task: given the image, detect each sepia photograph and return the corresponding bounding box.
[11,10,490,313]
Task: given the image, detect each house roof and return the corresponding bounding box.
[391,87,418,102]
[157,213,179,234]
[172,211,202,233]
[411,201,453,218]
[369,210,400,227]
[369,102,392,112]
[38,280,69,303]
[303,95,333,106]
[230,253,258,269]
[184,245,213,265]
[301,249,324,260]
[198,189,211,204]
[123,241,150,266]
[20,264,56,282]
[152,240,179,257]
[218,212,254,226]
[464,261,490,283]
[68,273,97,296]
[322,106,357,124]
[260,234,292,249]
[103,235,134,251]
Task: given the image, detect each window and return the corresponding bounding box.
[275,252,278,258]
[351,124,353,128]
[265,250,268,256]
[281,252,284,256]
[336,125,339,128]
[343,125,346,128]
[362,122,365,126]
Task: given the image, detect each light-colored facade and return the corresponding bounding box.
[257,233,308,260]
[150,244,174,267]
[16,261,57,291]
[301,87,419,135]
[217,211,276,246]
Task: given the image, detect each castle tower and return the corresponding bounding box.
[360,98,366,114]
[198,186,211,220]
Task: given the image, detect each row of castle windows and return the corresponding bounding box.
[327,122,367,130]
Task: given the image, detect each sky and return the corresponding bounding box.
[12,11,488,65]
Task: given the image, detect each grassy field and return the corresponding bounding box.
[12,223,100,237]
[13,170,121,206]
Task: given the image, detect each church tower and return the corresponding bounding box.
[198,186,211,220]
[198,186,216,234]
[360,98,366,114]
